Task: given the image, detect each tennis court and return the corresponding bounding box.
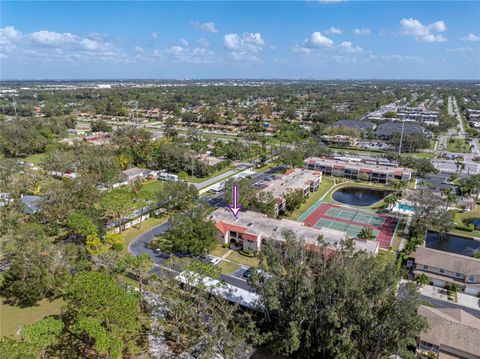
[325,207,386,227]
[300,203,398,249]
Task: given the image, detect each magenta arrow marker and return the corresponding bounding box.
[227,183,242,218]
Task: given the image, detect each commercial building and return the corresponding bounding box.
[209,208,379,255]
[320,135,357,147]
[258,168,322,217]
[304,157,412,183]
[396,106,439,126]
[375,121,430,139]
[418,305,480,359]
[414,247,480,296]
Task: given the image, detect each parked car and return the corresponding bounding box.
[200,255,221,266]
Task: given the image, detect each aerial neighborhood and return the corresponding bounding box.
[1,78,479,359]
[1,1,480,357]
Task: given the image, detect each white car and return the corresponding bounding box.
[200,255,221,266]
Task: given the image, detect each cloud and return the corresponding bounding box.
[339,41,363,53]
[460,33,480,42]
[179,38,189,47]
[223,32,265,61]
[400,18,447,42]
[325,27,343,35]
[197,38,209,48]
[446,46,473,53]
[317,0,346,3]
[134,46,144,53]
[353,28,371,36]
[191,21,218,33]
[159,45,216,64]
[151,32,158,39]
[305,32,334,48]
[369,54,423,63]
[0,26,122,62]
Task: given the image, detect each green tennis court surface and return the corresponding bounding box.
[325,207,385,226]
[314,219,379,238]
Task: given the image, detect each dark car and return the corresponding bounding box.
[242,267,255,279]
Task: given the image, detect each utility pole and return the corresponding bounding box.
[12,98,17,118]
[135,101,139,127]
[398,119,405,156]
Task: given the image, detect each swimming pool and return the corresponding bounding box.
[397,203,414,212]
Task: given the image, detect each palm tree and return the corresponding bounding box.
[383,194,397,211]
[441,188,457,209]
[415,273,430,287]
[448,283,460,293]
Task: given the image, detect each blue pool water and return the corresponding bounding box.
[426,231,480,257]
[397,203,414,212]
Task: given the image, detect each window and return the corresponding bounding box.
[455,273,462,278]
[439,269,444,274]
[423,265,429,270]
[468,275,475,282]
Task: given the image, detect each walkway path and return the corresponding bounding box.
[398,215,412,251]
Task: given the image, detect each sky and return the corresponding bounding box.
[1,1,479,80]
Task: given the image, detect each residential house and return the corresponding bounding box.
[414,247,480,296]
[21,195,43,214]
[258,168,322,217]
[418,305,480,359]
[209,208,379,255]
[119,167,152,184]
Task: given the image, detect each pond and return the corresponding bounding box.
[426,231,480,257]
[331,186,390,206]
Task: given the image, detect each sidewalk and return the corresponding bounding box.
[401,279,480,318]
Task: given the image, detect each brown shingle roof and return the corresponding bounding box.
[416,247,480,277]
[419,305,480,357]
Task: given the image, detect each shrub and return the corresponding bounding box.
[454,224,473,232]
[240,249,256,257]
[112,242,124,251]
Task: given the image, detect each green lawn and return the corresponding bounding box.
[119,216,167,254]
[226,251,259,267]
[446,138,471,153]
[1,298,64,337]
[451,206,480,238]
[254,163,276,173]
[23,153,46,165]
[141,179,164,193]
[390,217,406,251]
[376,249,396,266]
[210,245,230,258]
[287,177,335,220]
[186,165,236,184]
[218,261,240,275]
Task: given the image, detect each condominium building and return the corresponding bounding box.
[209,208,379,255]
[414,247,480,296]
[418,305,480,359]
[258,168,322,217]
[304,157,412,183]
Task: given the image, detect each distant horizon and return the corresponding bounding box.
[1,77,479,82]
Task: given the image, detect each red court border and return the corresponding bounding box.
[302,203,398,249]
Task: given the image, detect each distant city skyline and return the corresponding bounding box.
[1,1,479,80]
